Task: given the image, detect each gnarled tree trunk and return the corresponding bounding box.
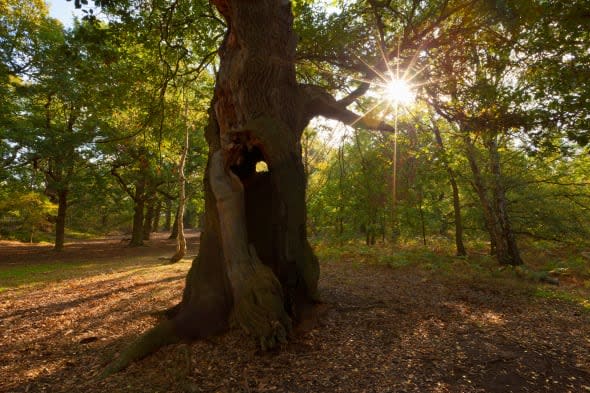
[104,1,322,375]
[199,0,320,343]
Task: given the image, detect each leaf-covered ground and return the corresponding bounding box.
[1,234,589,393]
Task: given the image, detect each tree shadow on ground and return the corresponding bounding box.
[1,274,185,320]
[3,259,590,393]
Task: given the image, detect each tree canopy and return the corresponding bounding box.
[1,0,589,373]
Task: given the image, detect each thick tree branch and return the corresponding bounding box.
[367,0,387,50]
[302,85,394,132]
[336,82,370,107]
[110,166,136,199]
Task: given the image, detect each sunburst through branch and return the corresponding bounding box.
[384,78,415,105]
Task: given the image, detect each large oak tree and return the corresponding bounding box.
[103,0,393,374]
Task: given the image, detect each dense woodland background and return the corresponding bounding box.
[0,0,588,258]
[1,0,589,266]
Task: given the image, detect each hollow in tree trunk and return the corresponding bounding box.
[103,1,322,375]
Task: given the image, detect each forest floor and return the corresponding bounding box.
[1,233,589,393]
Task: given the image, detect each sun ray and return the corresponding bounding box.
[348,99,391,128]
[380,39,396,87]
[405,63,430,83]
[400,46,420,81]
[410,78,442,88]
[354,54,390,85]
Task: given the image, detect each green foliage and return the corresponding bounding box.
[1,0,216,242]
[0,0,589,268]
[0,191,56,242]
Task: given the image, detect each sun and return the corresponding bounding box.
[384,79,415,105]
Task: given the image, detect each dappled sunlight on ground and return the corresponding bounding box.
[442,301,506,327]
[1,236,589,392]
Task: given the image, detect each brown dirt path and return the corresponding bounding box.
[0,238,589,393]
[0,231,201,266]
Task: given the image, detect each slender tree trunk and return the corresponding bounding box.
[169,206,179,239]
[143,199,155,240]
[464,135,499,252]
[337,143,344,241]
[152,200,162,232]
[164,199,172,231]
[54,189,68,251]
[449,180,466,255]
[170,101,190,264]
[464,134,522,265]
[486,136,523,265]
[431,123,466,256]
[129,178,146,247]
[417,191,427,246]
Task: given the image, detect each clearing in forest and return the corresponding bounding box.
[0,235,589,393]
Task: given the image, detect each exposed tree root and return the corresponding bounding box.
[100,319,180,379]
[231,258,292,350]
[168,251,185,264]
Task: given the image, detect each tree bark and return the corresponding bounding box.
[104,2,322,375]
[129,178,145,247]
[486,136,523,265]
[152,199,162,232]
[417,191,427,246]
[168,206,179,239]
[163,199,172,231]
[143,199,154,241]
[431,122,466,256]
[170,102,190,264]
[464,134,522,265]
[54,189,68,252]
[337,143,345,241]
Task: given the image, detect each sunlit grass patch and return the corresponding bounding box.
[0,258,191,292]
[312,236,491,275]
[1,229,99,244]
[312,236,589,290]
[534,287,590,312]
[311,235,590,313]
[64,228,101,239]
[0,262,84,289]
